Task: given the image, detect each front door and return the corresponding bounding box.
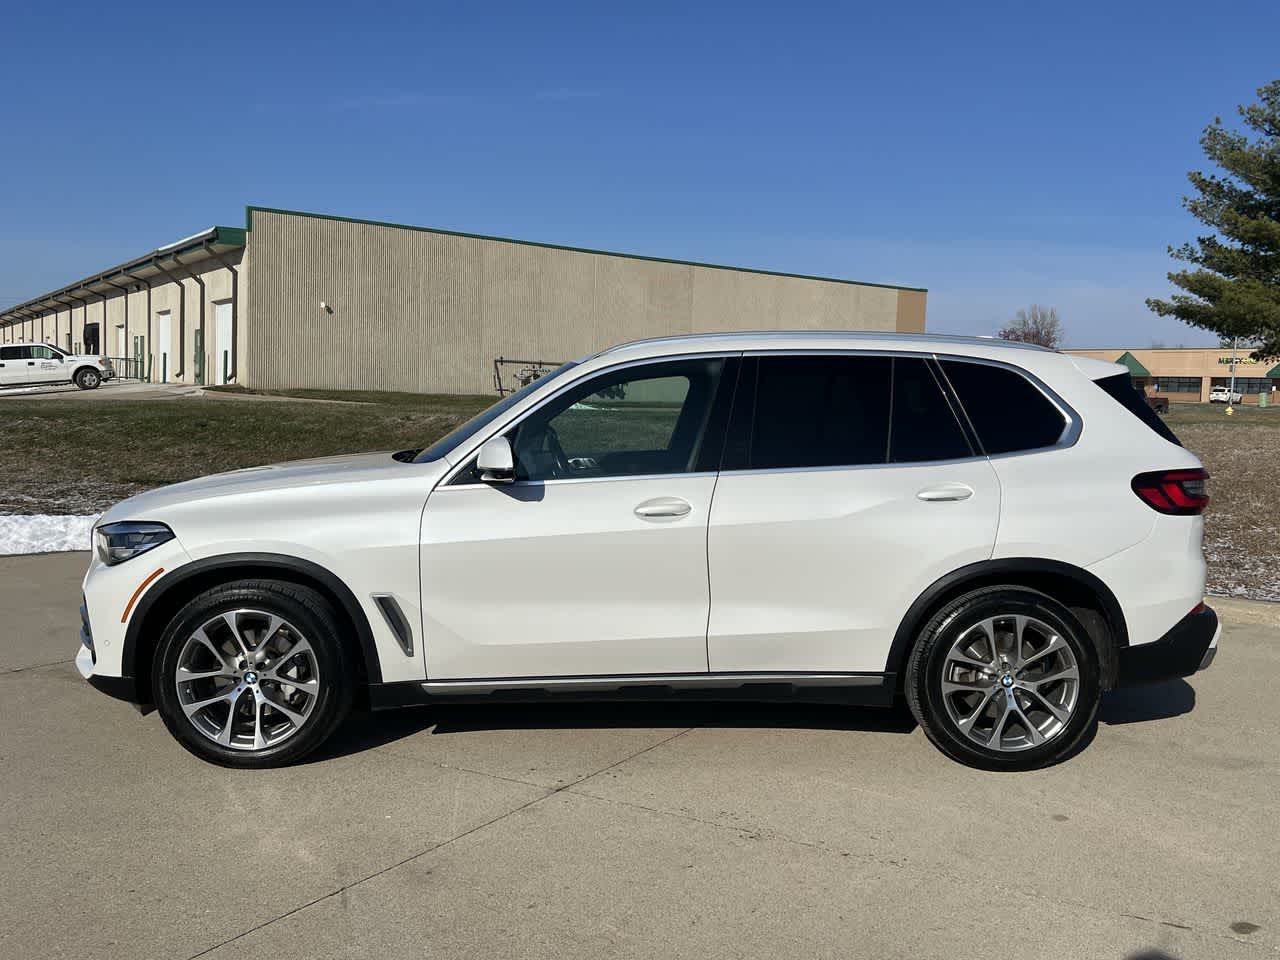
[29,345,65,384]
[707,353,1001,674]
[420,355,736,679]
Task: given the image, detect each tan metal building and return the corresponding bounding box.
[1065,346,1280,405]
[0,207,928,395]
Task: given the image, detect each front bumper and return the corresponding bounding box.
[1117,604,1219,688]
[76,644,142,705]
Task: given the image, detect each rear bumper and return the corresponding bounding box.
[1117,604,1219,688]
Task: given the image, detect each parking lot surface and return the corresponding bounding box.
[2,552,1276,960]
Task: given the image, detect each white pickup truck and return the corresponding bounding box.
[1209,385,1243,404]
[0,342,113,389]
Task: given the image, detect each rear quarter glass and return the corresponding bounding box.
[1091,373,1182,446]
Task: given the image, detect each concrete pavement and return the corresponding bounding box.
[2,551,1276,960]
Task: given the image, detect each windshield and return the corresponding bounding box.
[413,361,580,463]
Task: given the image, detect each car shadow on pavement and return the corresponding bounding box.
[310,700,919,762]
[1098,679,1196,725]
[309,681,1196,764]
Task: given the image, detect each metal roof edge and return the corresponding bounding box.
[0,226,245,325]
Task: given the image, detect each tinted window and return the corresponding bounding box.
[940,360,1067,455]
[510,357,725,481]
[0,346,30,360]
[744,355,891,469]
[1093,373,1181,446]
[889,358,972,462]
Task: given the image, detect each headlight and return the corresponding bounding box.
[96,521,174,566]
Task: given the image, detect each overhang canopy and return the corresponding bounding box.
[0,226,245,329]
[1266,362,1280,379]
[1114,351,1151,377]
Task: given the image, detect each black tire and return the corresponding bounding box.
[905,586,1101,772]
[152,579,354,768]
[74,367,101,390]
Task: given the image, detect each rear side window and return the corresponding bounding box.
[889,358,972,463]
[1092,372,1181,446]
[741,355,892,469]
[940,359,1067,455]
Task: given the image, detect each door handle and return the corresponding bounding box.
[916,482,974,502]
[634,496,693,520]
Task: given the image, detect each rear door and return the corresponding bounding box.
[707,352,1001,674]
[0,346,32,386]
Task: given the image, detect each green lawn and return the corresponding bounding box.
[1164,402,1280,428]
[0,389,495,515]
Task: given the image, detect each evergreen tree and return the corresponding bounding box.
[1147,81,1280,357]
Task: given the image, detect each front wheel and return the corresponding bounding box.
[905,586,1100,771]
[152,580,354,767]
[74,367,101,389]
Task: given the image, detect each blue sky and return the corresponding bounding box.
[2,0,1277,347]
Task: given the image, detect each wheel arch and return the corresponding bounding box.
[887,559,1128,691]
[72,364,100,384]
[122,553,382,706]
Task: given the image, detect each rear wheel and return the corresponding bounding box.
[74,367,101,389]
[152,580,354,767]
[905,586,1100,771]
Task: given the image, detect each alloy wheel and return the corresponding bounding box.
[174,609,321,751]
[939,614,1080,752]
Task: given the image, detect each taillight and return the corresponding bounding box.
[1131,468,1209,515]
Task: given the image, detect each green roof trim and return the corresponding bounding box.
[244,205,927,293]
[1266,362,1280,378]
[1114,351,1151,377]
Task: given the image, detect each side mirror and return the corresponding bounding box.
[476,436,515,484]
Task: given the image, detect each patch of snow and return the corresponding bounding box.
[0,515,100,555]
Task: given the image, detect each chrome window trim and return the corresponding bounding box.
[439,351,741,488]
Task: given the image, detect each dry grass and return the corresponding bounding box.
[0,390,493,516]
[1165,404,1280,601]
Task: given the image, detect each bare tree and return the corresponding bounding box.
[998,305,1063,349]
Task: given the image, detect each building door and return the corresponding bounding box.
[157,311,171,383]
[214,301,233,384]
[133,335,146,381]
[115,325,126,362]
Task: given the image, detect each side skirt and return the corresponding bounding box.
[368,672,897,710]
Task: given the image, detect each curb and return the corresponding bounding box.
[1209,595,1280,627]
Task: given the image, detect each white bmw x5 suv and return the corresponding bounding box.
[78,332,1219,771]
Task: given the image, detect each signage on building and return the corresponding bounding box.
[1218,356,1260,364]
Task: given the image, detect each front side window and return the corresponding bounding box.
[414,361,580,463]
[29,345,56,360]
[939,359,1067,455]
[509,357,726,481]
